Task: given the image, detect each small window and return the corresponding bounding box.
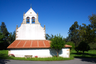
[32,17,35,24]
[26,17,30,24]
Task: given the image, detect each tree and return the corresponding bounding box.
[8,31,15,44]
[75,41,90,53]
[67,14,96,51]
[46,34,50,40]
[88,14,96,43]
[68,21,80,46]
[50,35,65,57]
[89,43,96,50]
[0,32,5,49]
[89,14,96,29]
[0,32,9,50]
[46,34,54,40]
[0,22,9,37]
[49,34,54,40]
[78,24,91,43]
[0,22,9,49]
[82,25,94,43]
[79,24,86,41]
[66,41,75,50]
[0,32,5,43]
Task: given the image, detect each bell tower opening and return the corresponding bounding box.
[32,17,35,24]
[26,17,30,24]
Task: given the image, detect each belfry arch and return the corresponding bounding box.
[26,17,30,23]
[32,17,35,24]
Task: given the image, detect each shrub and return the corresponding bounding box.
[35,56,38,58]
[9,54,15,57]
[66,41,75,50]
[75,41,90,53]
[89,43,96,50]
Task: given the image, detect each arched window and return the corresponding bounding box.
[32,17,35,24]
[26,17,30,24]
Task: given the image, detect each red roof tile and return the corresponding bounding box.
[65,44,72,47]
[7,40,71,49]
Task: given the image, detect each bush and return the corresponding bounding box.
[66,41,75,50]
[35,56,38,58]
[75,41,90,53]
[9,54,15,57]
[75,46,79,53]
[89,43,96,50]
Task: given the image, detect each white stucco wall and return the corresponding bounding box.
[9,48,70,58]
[25,7,37,18]
[59,48,70,57]
[23,8,38,24]
[16,24,45,40]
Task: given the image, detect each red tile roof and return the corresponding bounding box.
[7,40,72,49]
[65,44,72,47]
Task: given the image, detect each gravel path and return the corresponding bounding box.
[0,58,96,64]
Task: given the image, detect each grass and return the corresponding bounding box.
[70,49,96,58]
[0,50,9,59]
[0,50,96,61]
[10,56,74,61]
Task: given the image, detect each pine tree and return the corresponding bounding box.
[0,22,9,49]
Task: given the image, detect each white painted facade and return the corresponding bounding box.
[16,24,45,40]
[16,7,45,40]
[9,48,70,58]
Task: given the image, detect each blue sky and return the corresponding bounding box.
[0,0,96,38]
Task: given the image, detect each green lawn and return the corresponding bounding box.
[10,56,74,61]
[70,49,96,58]
[0,50,10,59]
[0,50,96,61]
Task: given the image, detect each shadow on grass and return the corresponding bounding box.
[71,53,96,63]
[72,53,96,58]
[75,57,96,63]
[0,54,13,64]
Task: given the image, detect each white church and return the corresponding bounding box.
[7,7,71,58]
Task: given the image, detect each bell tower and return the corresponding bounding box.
[22,7,40,24]
[16,7,46,40]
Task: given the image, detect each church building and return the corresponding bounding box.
[7,7,71,58]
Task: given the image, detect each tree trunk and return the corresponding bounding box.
[56,51,58,57]
[83,51,84,53]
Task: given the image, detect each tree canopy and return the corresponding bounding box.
[8,31,15,44]
[50,34,65,57]
[75,41,90,53]
[68,21,80,46]
[68,14,96,45]
[0,22,9,36]
[0,22,15,49]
